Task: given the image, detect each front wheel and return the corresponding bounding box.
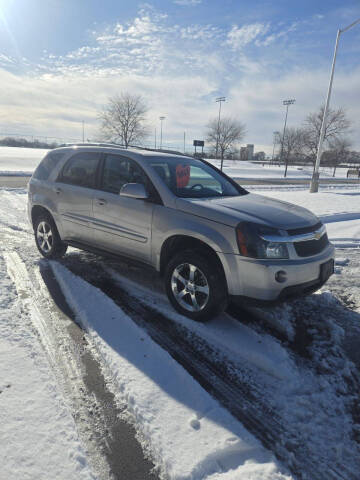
[34,214,67,259]
[164,250,228,321]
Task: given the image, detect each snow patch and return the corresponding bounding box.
[0,252,95,480]
[51,261,291,480]
[105,267,295,381]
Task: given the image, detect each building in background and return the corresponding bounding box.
[240,147,247,160]
[240,144,254,161]
[246,144,254,160]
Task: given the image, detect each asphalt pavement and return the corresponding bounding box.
[39,262,158,480]
[0,176,31,188]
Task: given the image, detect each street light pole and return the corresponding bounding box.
[280,99,295,177]
[310,17,360,193]
[159,116,165,150]
[272,131,280,165]
[215,97,225,164]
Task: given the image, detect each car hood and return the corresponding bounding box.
[176,193,319,229]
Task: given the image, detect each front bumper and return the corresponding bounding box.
[218,243,335,301]
[231,275,332,306]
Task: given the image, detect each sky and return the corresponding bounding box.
[0,0,360,153]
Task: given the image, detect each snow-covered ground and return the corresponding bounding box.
[0,146,358,182]
[262,189,360,249]
[0,185,359,480]
[53,261,290,480]
[0,252,95,480]
[0,189,291,479]
[0,146,49,174]
[208,158,355,180]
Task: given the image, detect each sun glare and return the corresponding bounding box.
[0,3,22,60]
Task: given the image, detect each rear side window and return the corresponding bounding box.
[33,152,65,181]
[59,152,101,189]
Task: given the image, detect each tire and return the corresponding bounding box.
[164,250,228,322]
[34,213,67,259]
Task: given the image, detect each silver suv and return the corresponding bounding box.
[28,145,335,321]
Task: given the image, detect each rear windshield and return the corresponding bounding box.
[149,156,246,198]
[33,152,65,181]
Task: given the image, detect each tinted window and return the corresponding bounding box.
[33,152,65,180]
[151,162,171,187]
[60,152,100,188]
[102,155,129,194]
[149,157,243,198]
[101,155,150,194]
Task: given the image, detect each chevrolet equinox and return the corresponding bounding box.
[28,145,335,321]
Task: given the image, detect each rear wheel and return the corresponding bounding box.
[164,250,227,321]
[34,214,67,259]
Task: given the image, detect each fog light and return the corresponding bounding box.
[275,270,287,283]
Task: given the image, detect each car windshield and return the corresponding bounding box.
[149,157,246,198]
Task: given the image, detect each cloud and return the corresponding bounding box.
[173,0,202,6]
[36,6,223,79]
[226,23,270,49]
[180,24,221,40]
[257,22,298,47]
[1,6,359,152]
[2,63,359,153]
[0,53,16,66]
[0,68,218,145]
[228,67,360,151]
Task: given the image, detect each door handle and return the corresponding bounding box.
[54,187,62,195]
[96,198,107,206]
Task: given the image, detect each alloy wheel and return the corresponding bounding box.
[171,263,210,312]
[36,221,54,254]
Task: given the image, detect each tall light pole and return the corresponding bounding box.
[272,131,280,165]
[310,17,360,192]
[159,116,165,150]
[82,121,85,143]
[280,99,295,177]
[215,97,225,163]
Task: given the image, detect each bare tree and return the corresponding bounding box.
[348,151,360,168]
[99,93,149,147]
[206,117,246,170]
[302,105,351,166]
[322,137,352,177]
[276,128,306,177]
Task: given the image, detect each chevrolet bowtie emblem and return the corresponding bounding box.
[314,231,322,240]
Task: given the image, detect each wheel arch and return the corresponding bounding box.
[159,235,228,292]
[31,205,55,230]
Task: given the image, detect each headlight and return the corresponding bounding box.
[236,222,289,259]
[264,242,289,259]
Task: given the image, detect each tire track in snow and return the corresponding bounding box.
[3,250,157,480]
[57,254,358,480]
[3,251,110,479]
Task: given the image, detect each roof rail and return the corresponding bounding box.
[129,145,191,157]
[59,142,127,149]
[58,142,192,158]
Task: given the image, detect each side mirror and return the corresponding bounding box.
[120,183,149,200]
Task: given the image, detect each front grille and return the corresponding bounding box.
[287,221,322,236]
[294,233,329,257]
